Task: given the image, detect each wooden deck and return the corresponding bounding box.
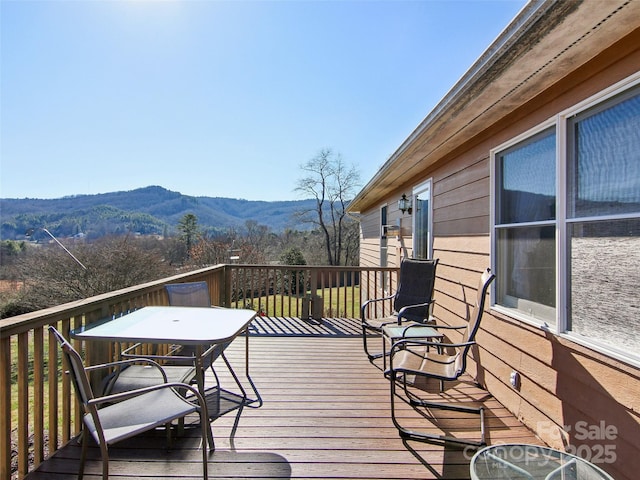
[26,317,542,480]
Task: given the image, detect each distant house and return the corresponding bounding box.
[348,1,639,479]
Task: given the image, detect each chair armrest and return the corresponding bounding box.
[122,343,227,370]
[396,300,434,324]
[89,381,206,409]
[201,343,228,362]
[390,338,475,354]
[122,352,196,363]
[85,357,167,378]
[121,342,183,360]
[427,323,467,331]
[121,340,196,363]
[361,295,395,319]
[84,358,170,396]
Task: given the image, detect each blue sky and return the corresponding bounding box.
[1,0,526,201]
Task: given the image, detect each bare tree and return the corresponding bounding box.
[8,236,172,315]
[295,148,360,265]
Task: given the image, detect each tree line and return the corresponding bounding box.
[0,149,361,318]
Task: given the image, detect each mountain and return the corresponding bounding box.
[0,186,315,240]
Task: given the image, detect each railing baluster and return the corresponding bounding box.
[48,325,59,454]
[17,331,29,478]
[61,319,72,444]
[270,267,276,316]
[1,336,11,479]
[1,263,397,478]
[33,327,44,467]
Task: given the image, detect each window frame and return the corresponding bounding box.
[379,203,389,296]
[490,118,558,327]
[490,72,640,367]
[412,179,433,260]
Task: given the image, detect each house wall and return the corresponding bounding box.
[358,32,640,480]
[359,198,408,302]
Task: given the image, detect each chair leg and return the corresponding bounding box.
[99,439,110,480]
[220,351,262,408]
[390,370,486,447]
[78,428,88,480]
[221,353,247,400]
[165,422,173,449]
[362,324,384,361]
[197,402,213,480]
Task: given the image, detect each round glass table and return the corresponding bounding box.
[470,444,614,480]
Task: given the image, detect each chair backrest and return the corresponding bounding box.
[165,281,211,307]
[393,258,439,322]
[455,268,496,375]
[49,326,94,408]
[165,281,223,366]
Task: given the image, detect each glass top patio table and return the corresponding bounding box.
[381,323,444,370]
[71,305,257,345]
[470,444,614,480]
[382,324,443,340]
[71,306,261,421]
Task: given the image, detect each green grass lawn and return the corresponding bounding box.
[242,286,361,317]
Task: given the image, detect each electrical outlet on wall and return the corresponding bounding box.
[510,371,521,389]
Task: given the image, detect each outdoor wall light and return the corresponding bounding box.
[398,194,412,215]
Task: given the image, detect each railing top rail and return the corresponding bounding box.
[0,263,399,337]
[0,264,226,337]
[229,264,398,272]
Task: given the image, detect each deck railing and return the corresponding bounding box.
[0,263,398,480]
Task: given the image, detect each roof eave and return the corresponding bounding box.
[348,0,639,213]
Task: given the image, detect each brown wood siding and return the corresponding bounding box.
[358,35,640,480]
[432,155,491,236]
[430,235,639,480]
[469,39,640,480]
[360,207,381,240]
[359,198,409,270]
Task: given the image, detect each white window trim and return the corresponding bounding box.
[379,203,388,238]
[379,203,389,296]
[558,71,640,120]
[559,72,640,343]
[556,109,568,337]
[412,179,433,260]
[490,71,640,368]
[490,118,557,330]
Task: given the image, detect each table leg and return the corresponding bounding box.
[244,328,263,408]
[195,344,215,451]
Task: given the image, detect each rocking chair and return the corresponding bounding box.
[388,267,495,446]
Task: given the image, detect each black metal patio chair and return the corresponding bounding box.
[361,258,439,362]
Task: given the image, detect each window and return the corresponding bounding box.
[492,77,640,361]
[566,88,640,353]
[380,204,389,295]
[412,180,432,260]
[494,128,557,324]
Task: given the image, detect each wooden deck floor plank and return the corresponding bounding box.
[26,317,542,480]
[36,453,474,480]
[47,443,476,465]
